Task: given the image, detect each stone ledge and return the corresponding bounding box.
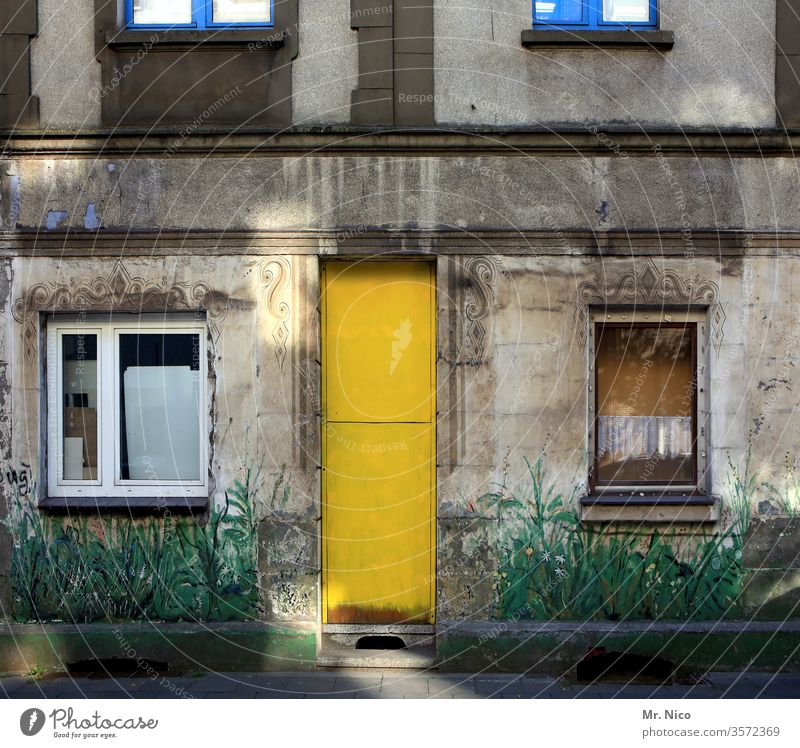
[0,622,317,675]
[38,496,208,512]
[581,495,720,523]
[522,29,675,50]
[6,128,800,156]
[438,620,800,675]
[105,29,285,51]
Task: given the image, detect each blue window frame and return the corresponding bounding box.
[125,0,274,30]
[533,0,657,29]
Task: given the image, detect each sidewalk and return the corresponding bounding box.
[2,671,799,699]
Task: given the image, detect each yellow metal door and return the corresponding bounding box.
[322,261,436,624]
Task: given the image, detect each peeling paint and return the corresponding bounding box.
[45,210,68,230]
[83,203,100,230]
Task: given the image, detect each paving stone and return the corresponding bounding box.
[522,678,563,697]
[288,676,338,693]
[540,685,579,698]
[333,675,382,687]
[645,685,708,698]
[473,677,517,694]
[254,688,305,698]
[191,676,242,693]
[380,686,430,697]
[757,682,800,698]
[606,685,672,698]
[3,671,799,700]
[718,685,762,698]
[307,691,356,699]
[0,677,29,696]
[705,671,753,686]
[429,680,476,697]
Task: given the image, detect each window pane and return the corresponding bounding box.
[62,334,99,481]
[132,0,193,25]
[535,0,585,24]
[603,0,650,23]
[213,0,271,24]
[119,333,201,482]
[595,325,695,484]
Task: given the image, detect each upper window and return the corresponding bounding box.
[46,314,208,500]
[127,0,273,29]
[590,309,707,495]
[534,0,657,28]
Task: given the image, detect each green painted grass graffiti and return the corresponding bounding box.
[762,452,800,517]
[8,469,261,624]
[481,455,754,621]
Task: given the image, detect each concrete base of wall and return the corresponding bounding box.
[0,622,317,676]
[437,621,800,677]
[3,620,799,676]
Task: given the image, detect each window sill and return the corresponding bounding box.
[580,494,719,523]
[105,29,285,51]
[521,29,674,50]
[38,496,209,512]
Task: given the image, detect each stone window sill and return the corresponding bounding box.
[521,29,674,50]
[39,496,209,512]
[580,494,719,523]
[105,29,285,51]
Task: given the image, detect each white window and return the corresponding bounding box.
[46,314,208,500]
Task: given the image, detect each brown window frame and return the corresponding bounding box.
[588,308,709,498]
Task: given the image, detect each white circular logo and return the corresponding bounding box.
[20,709,45,737]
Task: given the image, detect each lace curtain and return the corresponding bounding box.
[597,415,692,460]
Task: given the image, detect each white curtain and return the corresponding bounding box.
[597,415,692,460]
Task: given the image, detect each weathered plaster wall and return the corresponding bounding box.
[3,255,320,623]
[2,249,799,624]
[3,143,800,625]
[0,259,13,618]
[434,0,776,128]
[26,0,778,131]
[292,0,359,124]
[435,252,800,622]
[29,0,358,130]
[7,154,800,232]
[30,0,102,128]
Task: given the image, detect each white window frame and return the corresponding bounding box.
[46,313,209,500]
[588,307,709,496]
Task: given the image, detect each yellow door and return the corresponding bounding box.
[322,261,436,624]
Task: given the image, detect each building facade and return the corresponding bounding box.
[1,0,799,675]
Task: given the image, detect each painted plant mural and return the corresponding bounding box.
[6,468,261,624]
[481,456,754,622]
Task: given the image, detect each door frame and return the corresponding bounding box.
[319,257,437,626]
